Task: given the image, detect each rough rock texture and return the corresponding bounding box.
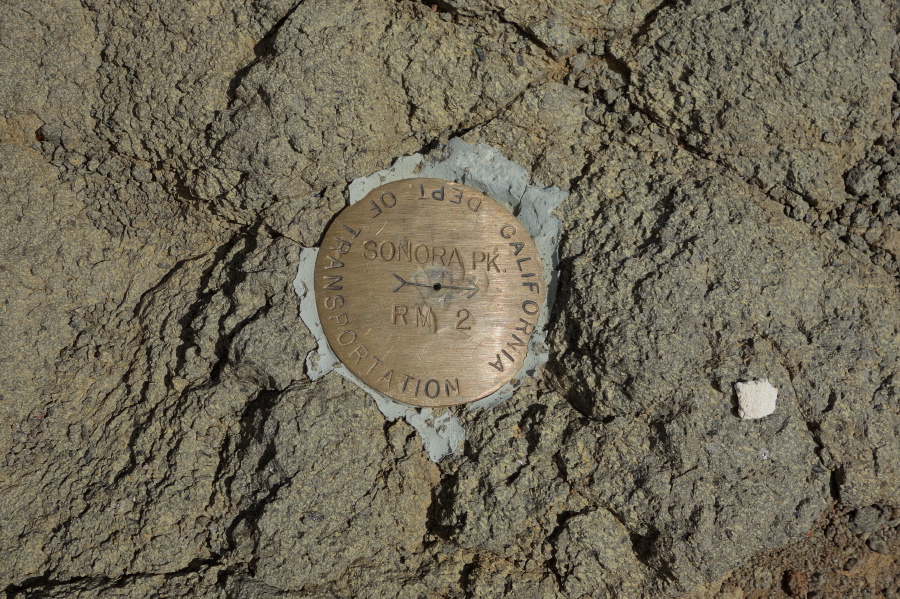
[2,0,899,597]
[624,1,896,212]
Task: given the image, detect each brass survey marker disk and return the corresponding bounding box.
[315,178,545,407]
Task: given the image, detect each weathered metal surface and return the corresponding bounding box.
[314,178,545,407]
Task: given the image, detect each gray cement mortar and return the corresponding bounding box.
[294,138,564,462]
[1,0,899,597]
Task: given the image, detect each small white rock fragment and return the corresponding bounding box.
[735,379,778,419]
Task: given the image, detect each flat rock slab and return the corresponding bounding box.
[1,0,899,596]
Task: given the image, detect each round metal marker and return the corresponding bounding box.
[314,178,545,407]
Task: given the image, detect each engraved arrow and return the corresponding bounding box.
[391,274,480,298]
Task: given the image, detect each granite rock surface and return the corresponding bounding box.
[1,0,899,597]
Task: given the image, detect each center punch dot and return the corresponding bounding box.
[433,283,442,290]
